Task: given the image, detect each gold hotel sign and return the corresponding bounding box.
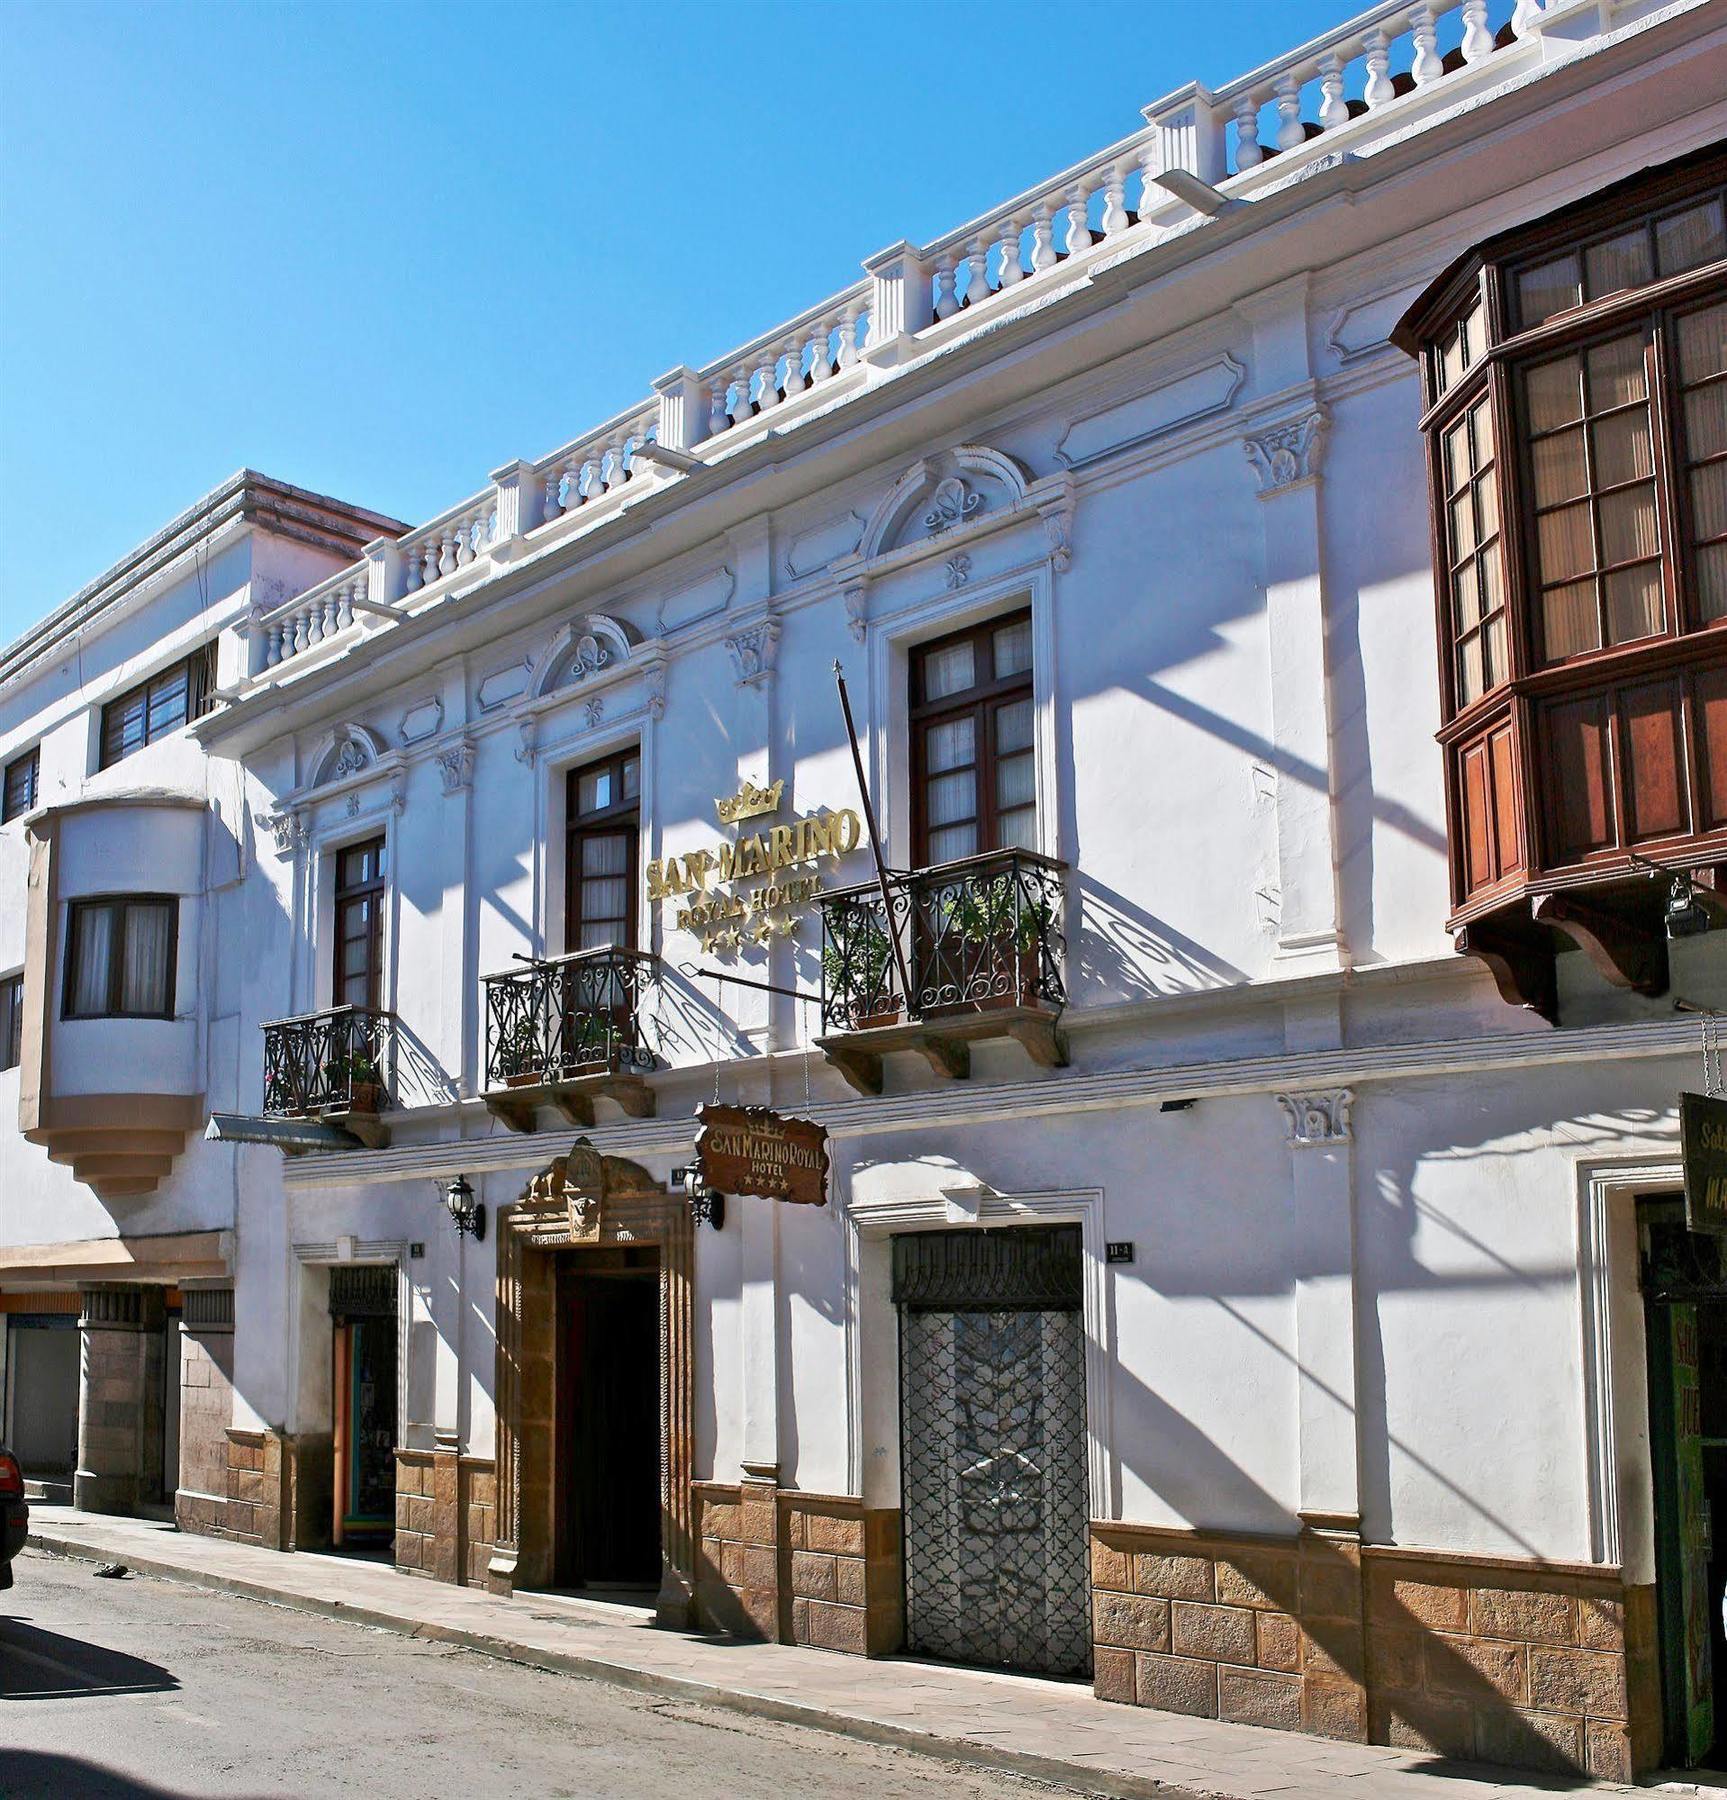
[647,778,863,951]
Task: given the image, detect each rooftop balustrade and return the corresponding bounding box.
[231,0,1577,684]
[817,847,1069,1092]
[482,947,660,1132]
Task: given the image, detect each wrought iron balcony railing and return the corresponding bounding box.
[262,1004,395,1118]
[818,848,1067,1035]
[483,947,658,1092]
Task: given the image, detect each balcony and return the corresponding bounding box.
[816,848,1069,1094]
[482,948,659,1132]
[262,1005,396,1148]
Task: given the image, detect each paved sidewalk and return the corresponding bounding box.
[23,1506,1641,1800]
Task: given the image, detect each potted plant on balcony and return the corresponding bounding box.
[822,908,899,1031]
[325,1049,386,1115]
[944,874,1054,1011]
[499,1015,544,1087]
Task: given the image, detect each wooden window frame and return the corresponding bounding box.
[564,748,641,956]
[0,971,21,1070]
[62,895,178,1022]
[98,643,216,770]
[909,610,1035,869]
[333,836,387,1013]
[2,747,38,823]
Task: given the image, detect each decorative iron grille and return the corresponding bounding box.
[819,848,1066,1034]
[483,948,658,1091]
[895,1226,1091,1678]
[262,1005,394,1117]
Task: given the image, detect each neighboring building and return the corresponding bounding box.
[0,473,405,1518]
[7,0,1727,1782]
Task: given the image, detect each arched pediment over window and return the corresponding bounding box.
[525,613,643,700]
[310,722,389,788]
[857,445,1031,562]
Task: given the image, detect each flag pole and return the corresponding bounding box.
[832,660,914,1012]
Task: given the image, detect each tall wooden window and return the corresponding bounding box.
[2,747,38,823]
[566,749,639,953]
[334,837,386,1011]
[911,612,1035,867]
[64,897,177,1020]
[99,643,215,769]
[0,972,21,1070]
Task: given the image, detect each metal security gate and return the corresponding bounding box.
[894,1226,1091,1677]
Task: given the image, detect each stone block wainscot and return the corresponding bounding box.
[1090,1524,1647,1782]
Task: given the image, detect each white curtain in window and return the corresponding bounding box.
[120,902,173,1015]
[70,907,114,1015]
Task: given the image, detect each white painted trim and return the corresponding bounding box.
[841,1182,1111,1517]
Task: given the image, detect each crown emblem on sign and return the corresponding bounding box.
[716,778,784,825]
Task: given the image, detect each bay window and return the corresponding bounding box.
[64,897,177,1020]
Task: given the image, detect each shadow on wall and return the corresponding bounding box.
[1070,874,1247,1005]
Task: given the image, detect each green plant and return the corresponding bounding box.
[325,1048,381,1086]
[822,907,896,1006]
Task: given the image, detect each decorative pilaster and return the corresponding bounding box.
[862,240,932,366]
[652,364,709,451]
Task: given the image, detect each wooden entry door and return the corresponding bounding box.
[554,1250,662,1588]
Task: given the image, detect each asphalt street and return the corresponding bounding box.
[0,1549,1092,1799]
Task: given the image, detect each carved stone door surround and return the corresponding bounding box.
[488,1143,695,1625]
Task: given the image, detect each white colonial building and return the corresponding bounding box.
[7,0,1727,1780]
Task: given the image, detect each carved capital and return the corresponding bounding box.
[515,718,539,765]
[435,738,475,795]
[724,619,781,689]
[644,662,667,722]
[258,810,306,857]
[843,584,868,644]
[1276,1089,1353,1147]
[1244,409,1328,495]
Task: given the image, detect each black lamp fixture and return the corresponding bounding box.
[672,1164,725,1230]
[444,1175,486,1240]
[1665,872,1711,940]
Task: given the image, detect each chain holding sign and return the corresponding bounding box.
[694,1103,830,1206]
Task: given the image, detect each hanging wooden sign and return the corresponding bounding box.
[694,1103,829,1205]
[1679,1090,1727,1237]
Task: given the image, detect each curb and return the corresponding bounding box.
[27,1530,1213,1800]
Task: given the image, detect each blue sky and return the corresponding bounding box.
[1,0,1348,639]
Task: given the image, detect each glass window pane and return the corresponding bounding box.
[1538,503,1595,584]
[341,971,370,1009]
[1587,335,1647,410]
[1450,491,1477,557]
[927,823,977,865]
[1692,462,1727,544]
[69,906,114,1015]
[1679,303,1727,386]
[925,770,976,830]
[1544,581,1600,659]
[1480,540,1504,611]
[1684,385,1727,463]
[1518,254,1581,327]
[1526,356,1584,432]
[1599,483,1659,566]
[1458,633,1484,706]
[1441,331,1465,395]
[1443,416,1471,492]
[920,639,975,702]
[994,697,1033,756]
[1476,471,1499,542]
[579,920,622,951]
[1585,228,1652,300]
[1592,411,1653,488]
[581,834,628,876]
[923,717,975,774]
[1532,428,1588,508]
[119,902,172,1015]
[1605,565,1663,645]
[1698,542,1727,624]
[997,808,1039,854]
[1486,613,1508,688]
[996,751,1036,813]
[1460,304,1483,369]
[622,756,640,800]
[992,617,1033,679]
[1452,558,1482,633]
[1656,198,1727,277]
[576,769,612,815]
[580,877,628,924]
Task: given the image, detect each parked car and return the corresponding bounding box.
[0,1446,27,1589]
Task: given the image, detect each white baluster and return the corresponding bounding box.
[837,302,862,369]
[708,380,731,433]
[437,531,457,578]
[996,217,1024,287]
[1274,74,1305,151]
[1234,97,1263,169]
[1363,31,1395,107]
[1318,54,1349,130]
[266,621,284,666]
[305,601,324,648]
[1064,187,1092,259]
[1101,166,1129,237]
[322,590,340,637]
[404,536,424,589]
[335,581,354,630]
[1460,0,1492,58]
[964,240,989,305]
[752,355,777,412]
[421,539,440,585]
[1511,0,1543,37]
[933,255,959,320]
[729,369,753,426]
[292,608,310,656]
[1410,6,1443,86]
[805,323,831,383]
[780,338,804,400]
[455,515,475,564]
[1029,203,1057,273]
